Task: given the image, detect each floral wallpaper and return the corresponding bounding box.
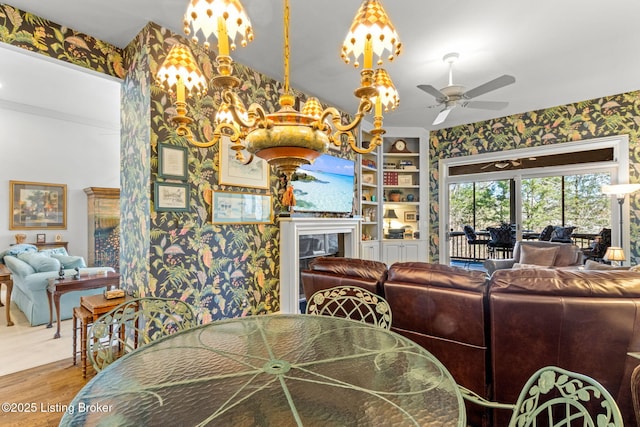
[430,91,640,262]
[0,4,124,79]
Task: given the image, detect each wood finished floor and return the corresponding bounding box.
[0,358,89,426]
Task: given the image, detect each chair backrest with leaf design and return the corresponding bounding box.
[305,285,392,329]
[460,365,623,426]
[88,297,198,372]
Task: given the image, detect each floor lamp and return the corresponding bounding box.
[601,183,640,262]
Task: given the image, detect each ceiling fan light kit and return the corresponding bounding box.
[418,52,516,126]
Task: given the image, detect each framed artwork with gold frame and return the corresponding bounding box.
[10,181,67,230]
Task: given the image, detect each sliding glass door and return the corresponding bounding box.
[448,171,612,264]
[521,174,610,234]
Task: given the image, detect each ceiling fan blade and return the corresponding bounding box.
[463,100,509,110]
[418,84,448,100]
[432,106,453,125]
[463,74,515,99]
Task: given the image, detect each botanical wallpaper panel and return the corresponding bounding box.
[430,92,640,262]
[0,4,124,79]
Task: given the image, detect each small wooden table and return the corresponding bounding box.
[47,272,120,338]
[0,264,14,326]
[80,293,132,322]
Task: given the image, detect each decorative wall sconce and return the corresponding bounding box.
[156,0,402,179]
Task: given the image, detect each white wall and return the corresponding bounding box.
[0,108,120,260]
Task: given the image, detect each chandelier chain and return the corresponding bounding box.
[283,0,290,94]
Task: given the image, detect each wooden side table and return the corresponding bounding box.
[47,272,120,338]
[73,305,93,378]
[80,293,132,322]
[0,264,14,326]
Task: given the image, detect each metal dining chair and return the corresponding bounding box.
[305,285,392,330]
[459,365,623,426]
[88,297,198,372]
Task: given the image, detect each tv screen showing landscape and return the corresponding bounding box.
[291,154,355,214]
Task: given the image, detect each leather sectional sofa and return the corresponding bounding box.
[301,257,640,426]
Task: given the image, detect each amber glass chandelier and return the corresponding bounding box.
[157,0,401,179]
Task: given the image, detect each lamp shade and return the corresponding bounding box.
[373,68,400,112]
[341,0,401,69]
[183,0,254,52]
[604,246,625,262]
[384,209,398,219]
[156,44,207,95]
[601,183,640,197]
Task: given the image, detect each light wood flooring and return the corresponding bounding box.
[0,358,89,426]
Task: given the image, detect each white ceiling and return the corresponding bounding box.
[2,0,640,132]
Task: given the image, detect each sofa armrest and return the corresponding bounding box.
[484,258,515,275]
[3,255,36,278]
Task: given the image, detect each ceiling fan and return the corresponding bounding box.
[417,53,516,126]
[480,157,537,170]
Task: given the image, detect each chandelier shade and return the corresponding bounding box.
[156,44,207,96]
[183,0,254,53]
[373,68,400,112]
[341,0,402,69]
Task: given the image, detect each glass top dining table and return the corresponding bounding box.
[60,314,466,426]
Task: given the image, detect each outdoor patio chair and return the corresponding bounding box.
[583,227,611,263]
[487,223,514,259]
[88,297,198,372]
[306,285,392,329]
[463,225,490,264]
[460,365,623,426]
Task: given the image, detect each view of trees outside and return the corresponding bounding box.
[450,172,611,235]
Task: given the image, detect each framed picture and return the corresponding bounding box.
[10,181,67,230]
[404,211,417,222]
[398,174,413,186]
[36,233,46,243]
[218,136,269,189]
[154,182,190,212]
[158,144,188,180]
[212,191,272,224]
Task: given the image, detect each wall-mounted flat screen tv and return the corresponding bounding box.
[291,154,355,214]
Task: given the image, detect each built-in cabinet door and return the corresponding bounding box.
[383,242,403,265]
[382,240,426,265]
[361,241,380,261]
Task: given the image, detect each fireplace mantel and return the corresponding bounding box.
[279,216,361,313]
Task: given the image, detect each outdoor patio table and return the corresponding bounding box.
[59,314,466,426]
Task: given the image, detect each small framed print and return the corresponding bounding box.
[212,191,272,224]
[404,211,417,222]
[219,136,269,189]
[398,174,413,186]
[158,144,188,180]
[36,233,46,243]
[154,182,190,212]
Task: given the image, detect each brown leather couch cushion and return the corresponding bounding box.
[308,257,388,283]
[384,262,490,426]
[490,267,640,296]
[489,268,640,426]
[301,257,388,300]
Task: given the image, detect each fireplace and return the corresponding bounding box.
[279,217,361,313]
